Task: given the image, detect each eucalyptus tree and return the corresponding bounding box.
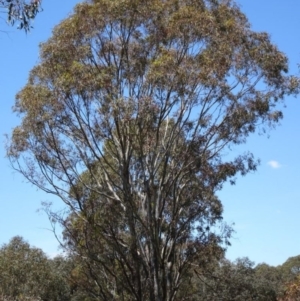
[0,236,49,300]
[7,0,299,300]
[0,236,76,301]
[193,257,278,301]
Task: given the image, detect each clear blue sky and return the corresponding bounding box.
[0,0,299,266]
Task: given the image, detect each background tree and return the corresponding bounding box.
[279,275,300,301]
[278,255,300,282]
[267,255,300,300]
[0,0,41,32]
[7,0,299,300]
[192,257,277,300]
[254,263,282,297]
[45,255,75,301]
[0,236,50,300]
[0,236,73,301]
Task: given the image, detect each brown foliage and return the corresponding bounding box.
[279,276,300,301]
[7,0,299,300]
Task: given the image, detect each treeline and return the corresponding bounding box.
[0,236,299,301]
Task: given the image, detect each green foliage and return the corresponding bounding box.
[0,236,73,301]
[0,236,50,300]
[192,257,277,300]
[279,255,300,281]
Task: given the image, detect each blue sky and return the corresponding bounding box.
[0,0,299,266]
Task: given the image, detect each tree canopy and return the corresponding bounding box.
[7,0,299,300]
[0,236,72,301]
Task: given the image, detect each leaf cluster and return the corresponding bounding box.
[0,0,42,32]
